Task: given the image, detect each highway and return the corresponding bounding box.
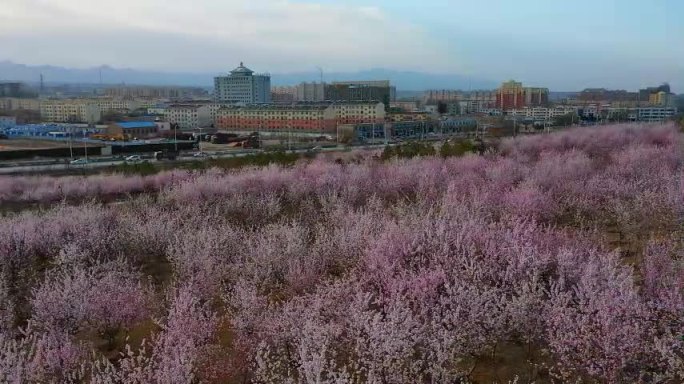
[0,145,383,175]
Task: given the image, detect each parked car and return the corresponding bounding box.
[70,158,88,165]
[193,152,209,158]
[125,155,142,163]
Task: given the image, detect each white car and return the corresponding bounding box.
[193,152,209,158]
[70,158,88,165]
[125,155,142,162]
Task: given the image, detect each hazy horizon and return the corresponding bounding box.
[1,0,683,91]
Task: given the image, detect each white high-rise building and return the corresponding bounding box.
[214,62,271,104]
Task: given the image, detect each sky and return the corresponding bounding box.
[0,0,682,91]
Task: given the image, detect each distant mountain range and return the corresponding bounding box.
[0,61,498,91]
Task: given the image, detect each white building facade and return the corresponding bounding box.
[40,100,102,124]
[214,63,271,104]
[296,82,327,102]
[164,104,212,130]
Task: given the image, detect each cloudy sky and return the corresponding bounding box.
[1,0,682,90]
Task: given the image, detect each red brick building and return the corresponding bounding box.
[216,102,385,134]
[496,81,549,111]
[497,80,525,110]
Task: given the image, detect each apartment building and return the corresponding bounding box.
[215,102,386,133]
[103,86,208,99]
[164,104,212,129]
[93,98,141,112]
[38,98,143,123]
[331,102,386,125]
[216,104,335,133]
[207,103,227,126]
[578,88,639,104]
[524,87,549,106]
[390,101,419,112]
[296,82,327,102]
[0,97,41,111]
[508,106,579,120]
[271,86,297,103]
[327,81,392,106]
[214,62,271,104]
[423,90,463,103]
[423,90,497,113]
[40,100,102,123]
[497,81,549,110]
[633,107,677,122]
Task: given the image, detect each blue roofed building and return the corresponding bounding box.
[107,121,159,139]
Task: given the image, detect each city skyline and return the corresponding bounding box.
[1,0,683,91]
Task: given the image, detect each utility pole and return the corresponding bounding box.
[316,66,323,84]
[513,118,517,137]
[198,127,202,153]
[174,124,178,152]
[83,128,88,162]
[68,125,73,160]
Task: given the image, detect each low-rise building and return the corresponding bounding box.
[106,121,159,139]
[103,86,208,99]
[38,98,144,123]
[164,104,212,130]
[508,106,579,120]
[217,104,335,133]
[0,115,17,129]
[331,102,386,125]
[215,102,385,134]
[633,107,677,122]
[387,111,431,122]
[390,101,419,112]
[207,103,227,126]
[148,104,169,116]
[272,86,297,103]
[94,98,141,112]
[0,97,41,111]
[40,100,102,124]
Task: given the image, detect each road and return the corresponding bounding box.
[0,145,381,175]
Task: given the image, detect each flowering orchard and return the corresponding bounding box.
[1,123,683,383]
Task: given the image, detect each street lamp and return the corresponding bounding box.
[198,126,203,153]
[287,125,292,152]
[83,128,88,162]
[68,125,73,160]
[174,123,178,153]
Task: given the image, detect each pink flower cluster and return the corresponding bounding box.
[0,123,682,383]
